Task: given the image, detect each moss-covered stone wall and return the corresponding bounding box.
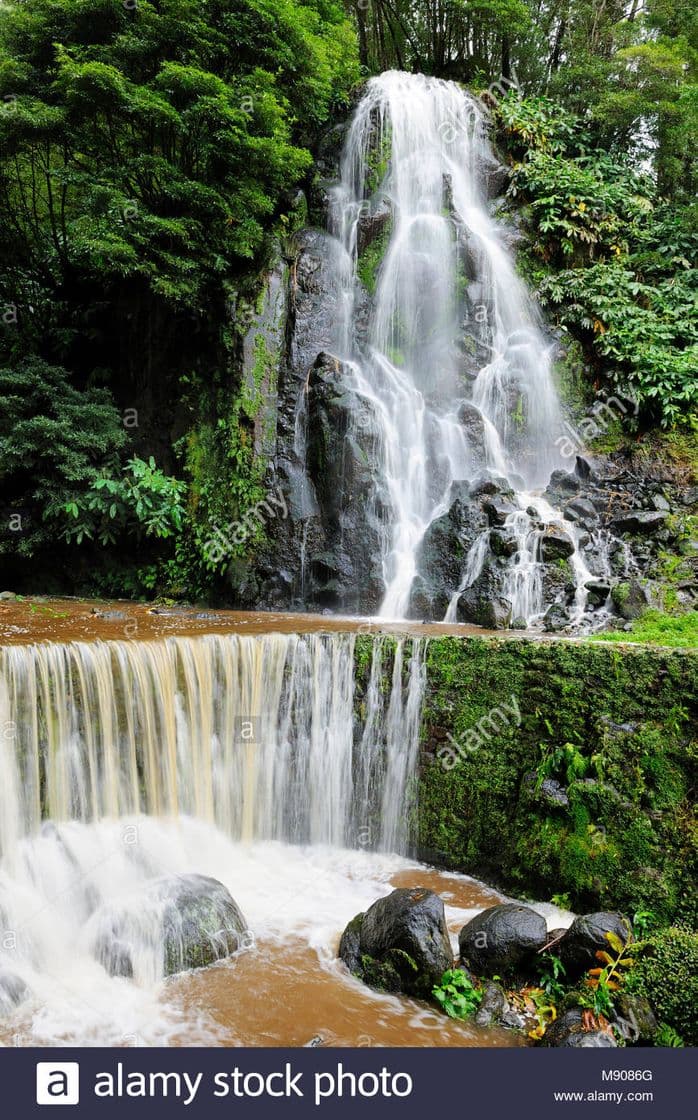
[404,636,696,926]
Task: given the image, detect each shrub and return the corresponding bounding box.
[626,927,698,1045]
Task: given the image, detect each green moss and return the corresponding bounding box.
[412,636,697,926]
[626,928,698,1045]
[592,610,698,648]
[357,221,391,295]
[553,339,595,416]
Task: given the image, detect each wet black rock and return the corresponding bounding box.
[564,498,599,531]
[338,913,363,975]
[457,555,513,627]
[585,579,611,607]
[458,903,548,977]
[489,528,519,558]
[458,403,488,462]
[339,887,453,998]
[474,980,509,1027]
[483,496,517,527]
[545,470,580,504]
[470,475,515,500]
[91,874,249,979]
[410,482,489,619]
[557,912,631,977]
[575,456,594,480]
[563,1030,617,1047]
[482,155,510,199]
[302,351,386,611]
[357,199,391,255]
[611,510,668,535]
[541,525,576,561]
[543,602,570,632]
[542,1007,584,1047]
[542,1006,616,1047]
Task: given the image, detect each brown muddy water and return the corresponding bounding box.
[0,597,495,645]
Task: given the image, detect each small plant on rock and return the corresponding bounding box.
[432,969,482,1020]
[582,927,635,1018]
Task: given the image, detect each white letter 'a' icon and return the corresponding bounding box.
[36,1063,80,1106]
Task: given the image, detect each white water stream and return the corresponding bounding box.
[329,71,595,624]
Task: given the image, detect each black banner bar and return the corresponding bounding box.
[3,1046,693,1119]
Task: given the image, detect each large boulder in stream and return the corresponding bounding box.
[339,887,453,998]
[89,874,249,980]
[458,903,548,977]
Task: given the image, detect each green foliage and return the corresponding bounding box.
[580,926,635,1019]
[0,0,357,321]
[498,88,698,426]
[539,259,697,426]
[495,92,581,155]
[537,740,588,786]
[0,0,359,592]
[0,356,126,556]
[592,610,698,649]
[626,927,698,1045]
[432,968,483,1019]
[537,952,567,1002]
[357,222,391,295]
[654,1023,685,1048]
[58,456,186,546]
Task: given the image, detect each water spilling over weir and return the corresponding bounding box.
[0,632,424,855]
[2,629,512,1046]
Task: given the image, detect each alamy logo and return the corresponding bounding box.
[36,1062,80,1106]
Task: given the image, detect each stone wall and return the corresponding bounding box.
[367,635,697,925]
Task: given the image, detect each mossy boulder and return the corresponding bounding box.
[90,873,249,980]
[339,887,452,998]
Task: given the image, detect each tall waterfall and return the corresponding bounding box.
[328,71,593,623]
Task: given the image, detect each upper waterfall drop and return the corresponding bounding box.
[323,70,593,625]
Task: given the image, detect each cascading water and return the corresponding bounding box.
[326,71,598,626]
[0,631,427,1043]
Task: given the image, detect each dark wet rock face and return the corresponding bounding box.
[458,903,548,977]
[339,887,453,998]
[409,482,489,619]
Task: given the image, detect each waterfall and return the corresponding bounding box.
[0,632,425,856]
[0,631,426,1040]
[325,71,593,624]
